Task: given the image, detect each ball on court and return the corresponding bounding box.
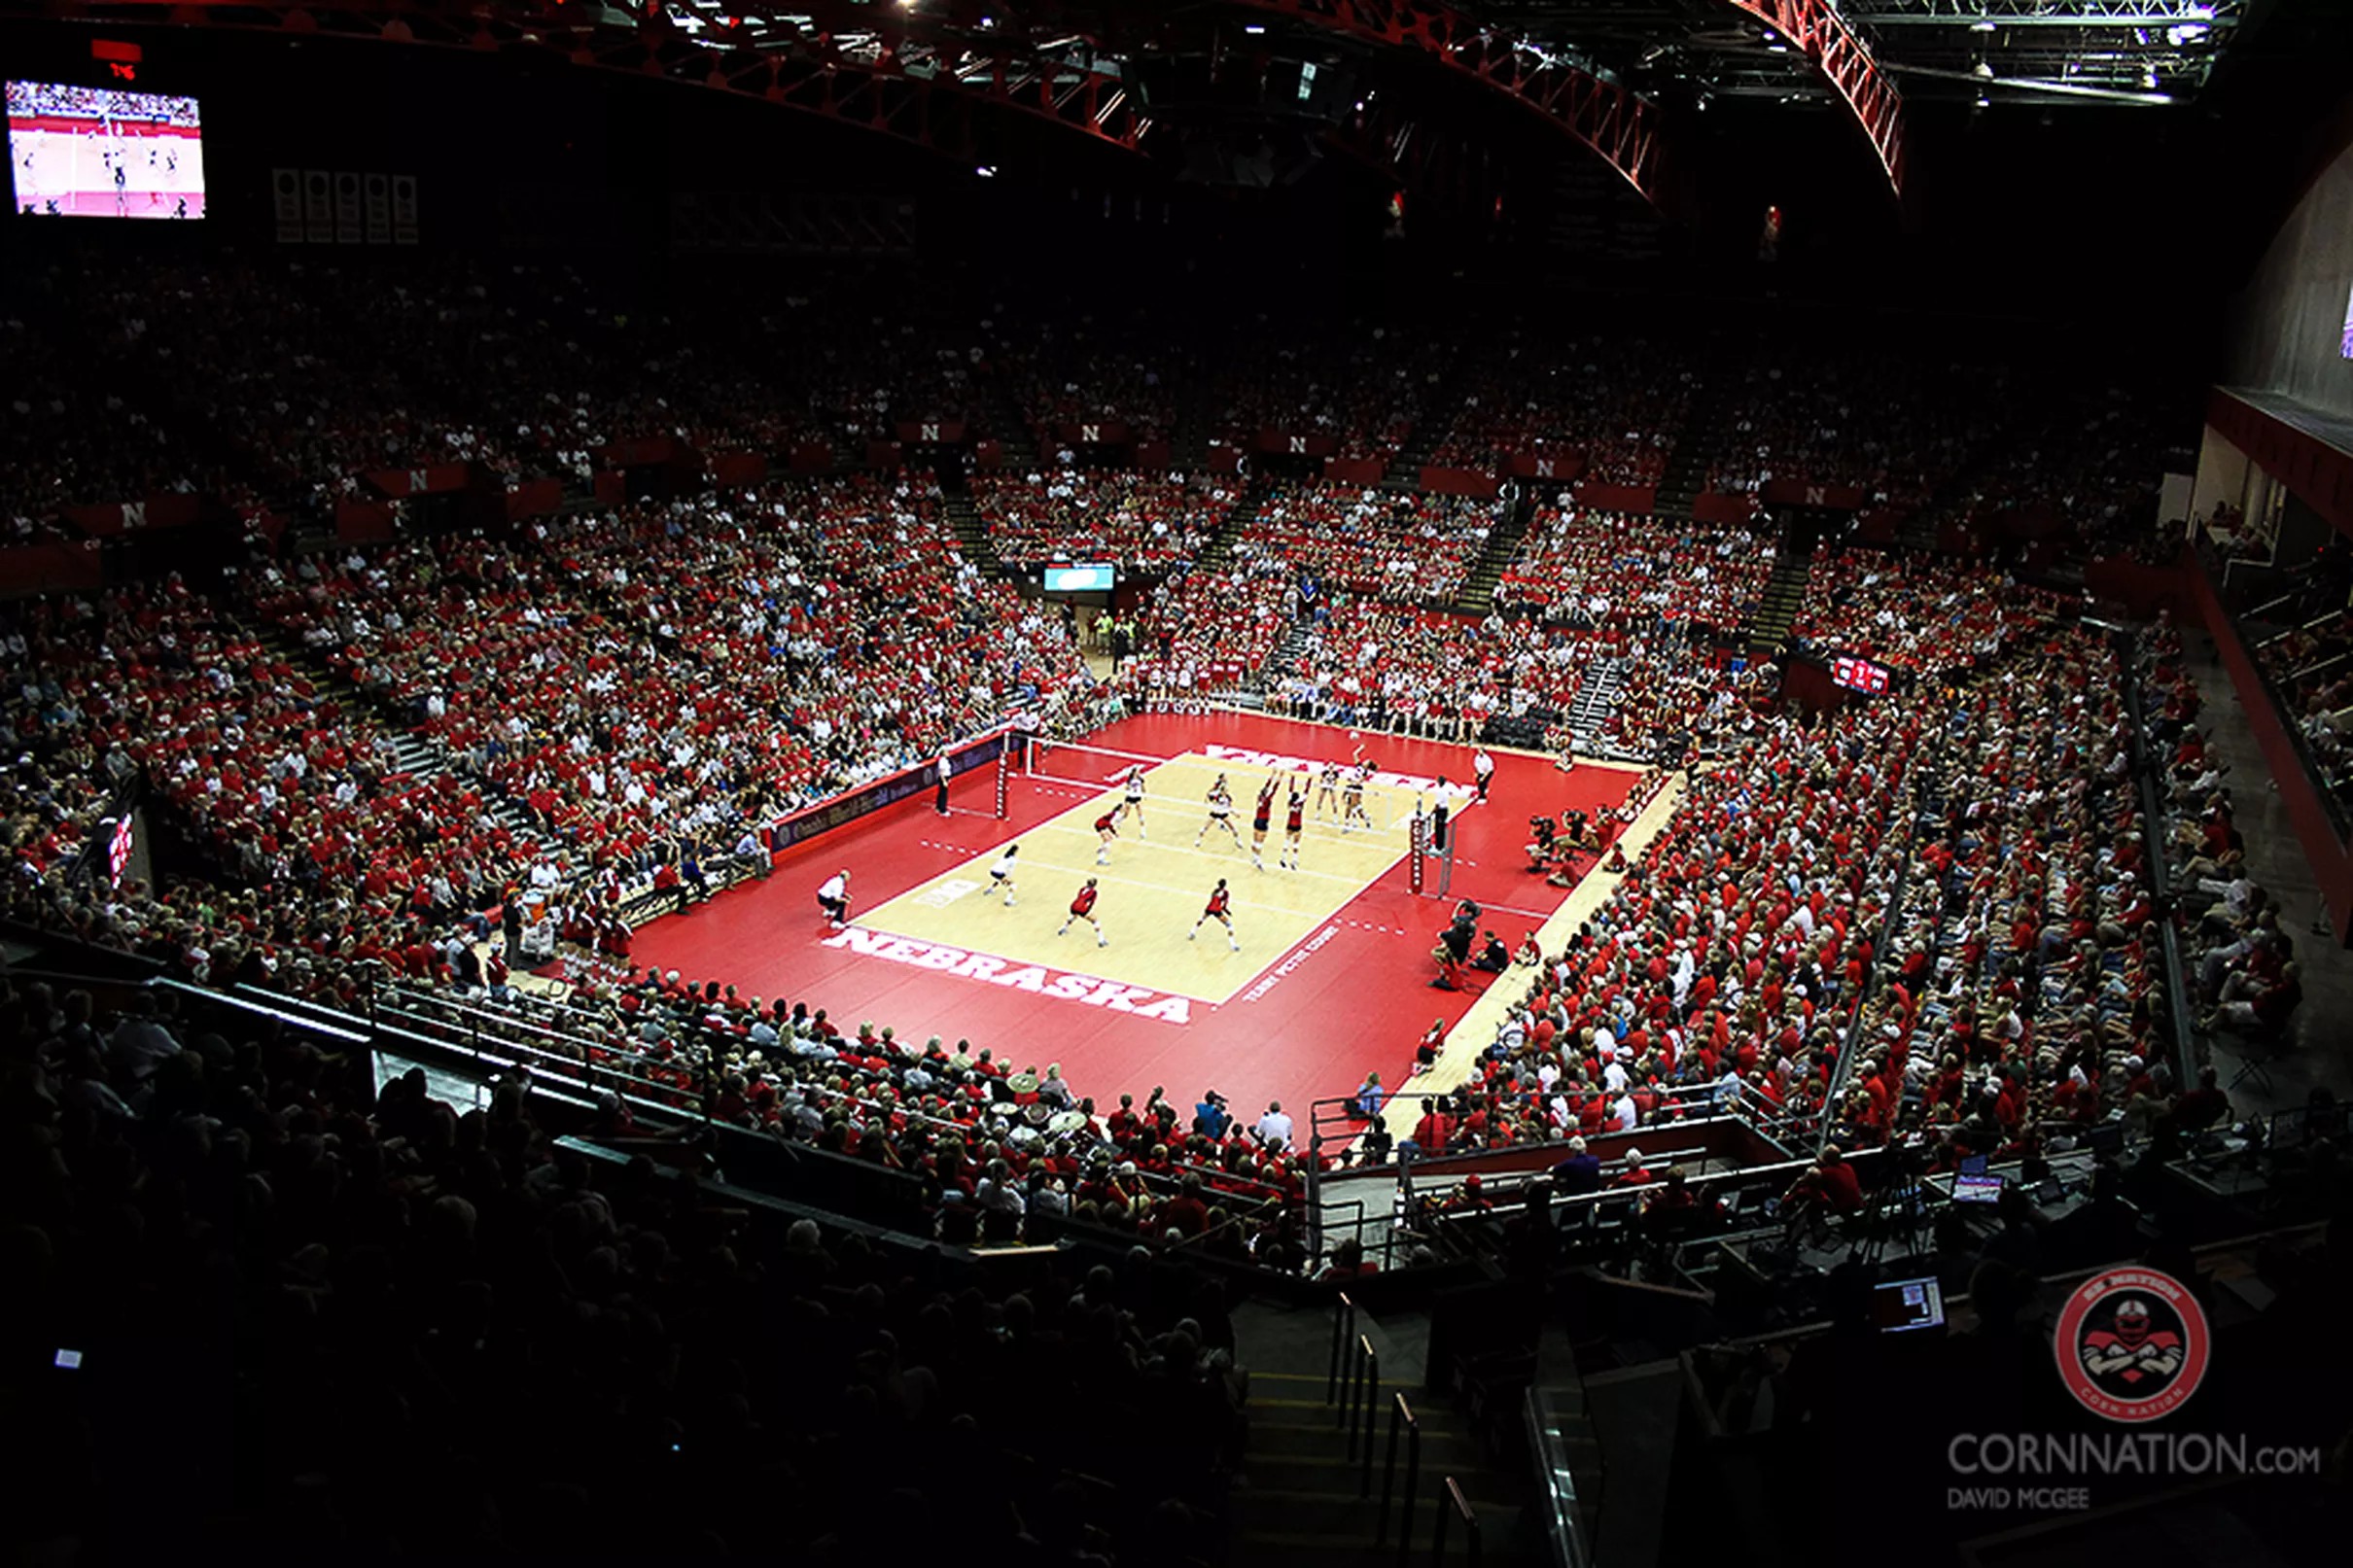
[1348,729,1358,740]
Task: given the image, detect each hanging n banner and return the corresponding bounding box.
[392,174,418,245]
[302,169,334,244]
[271,168,303,244]
[334,171,363,244]
[364,172,391,245]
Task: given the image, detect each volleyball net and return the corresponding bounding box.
[1016,736,1459,842]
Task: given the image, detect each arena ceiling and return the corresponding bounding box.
[38,0,2262,214]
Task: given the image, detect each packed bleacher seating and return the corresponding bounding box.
[2252,604,2353,811]
[0,974,1252,1565]
[1790,546,2068,673]
[972,470,1237,572]
[1707,354,2005,507]
[1429,333,1698,484]
[994,310,1190,448]
[1494,505,1773,634]
[1243,480,1496,606]
[1210,323,1455,465]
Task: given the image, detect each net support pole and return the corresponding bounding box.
[1409,810,1425,896]
[1439,830,1456,900]
[995,740,1009,819]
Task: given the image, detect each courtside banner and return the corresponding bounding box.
[766,728,1012,852]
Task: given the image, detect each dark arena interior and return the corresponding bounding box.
[12,2,2353,1565]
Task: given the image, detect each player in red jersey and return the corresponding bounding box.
[1093,809,1119,866]
[1249,777,1279,870]
[1280,780,1307,870]
[1057,877,1108,946]
[1189,878,1240,950]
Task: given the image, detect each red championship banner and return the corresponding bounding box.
[1252,430,1338,458]
[1204,443,1244,474]
[1057,420,1132,446]
[1759,478,1867,509]
[789,442,834,474]
[1322,458,1387,484]
[865,439,904,469]
[972,439,1003,470]
[1504,449,1589,483]
[592,472,627,505]
[1134,440,1172,470]
[366,463,473,498]
[63,492,202,537]
[894,420,967,444]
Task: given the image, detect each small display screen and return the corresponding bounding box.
[1832,654,1891,695]
[1871,1278,1946,1334]
[1043,563,1116,592]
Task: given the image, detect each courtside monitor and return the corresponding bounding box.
[1952,1171,2004,1204]
[1871,1277,1946,1334]
[8,81,205,220]
[1831,654,1892,696]
[1043,563,1116,593]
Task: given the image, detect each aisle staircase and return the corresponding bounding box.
[1230,1298,1563,1568]
[1379,362,1477,494]
[1652,376,1738,522]
[1455,490,1538,615]
[932,462,1010,580]
[1561,657,1629,752]
[982,366,1049,470]
[1742,548,1816,658]
[253,623,565,874]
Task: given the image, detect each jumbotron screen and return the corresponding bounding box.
[8,81,206,221]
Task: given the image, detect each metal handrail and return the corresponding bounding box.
[1347,1334,1380,1471]
[1378,1392,1421,1550]
[1327,1291,1356,1406]
[1432,1477,1481,1568]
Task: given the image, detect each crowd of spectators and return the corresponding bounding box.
[1495,505,1773,634]
[994,310,1189,447]
[1791,547,2066,673]
[1706,355,2004,508]
[1210,323,1454,465]
[972,471,1237,572]
[1,975,1248,1565]
[2252,604,2353,814]
[1429,333,1698,484]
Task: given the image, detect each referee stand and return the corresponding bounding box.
[1408,794,1457,898]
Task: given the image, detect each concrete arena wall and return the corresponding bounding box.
[2228,135,2353,421]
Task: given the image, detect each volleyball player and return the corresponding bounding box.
[1189,878,1240,950]
[1057,877,1108,946]
[989,844,1020,906]
[1280,780,1307,870]
[1314,759,1343,819]
[1249,777,1279,869]
[1118,765,1148,837]
[1194,773,1240,850]
[1341,749,1376,833]
[1093,808,1120,865]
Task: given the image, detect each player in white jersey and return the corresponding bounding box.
[1194,773,1241,850]
[988,844,1020,906]
[1341,750,1376,832]
[1314,760,1343,819]
[1118,765,1148,838]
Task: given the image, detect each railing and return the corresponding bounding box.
[1527,1386,1601,1568]
[1431,1477,1482,1568]
[1342,1333,1381,1480]
[1378,1393,1422,1551]
[2118,628,2200,1092]
[1327,1291,1357,1406]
